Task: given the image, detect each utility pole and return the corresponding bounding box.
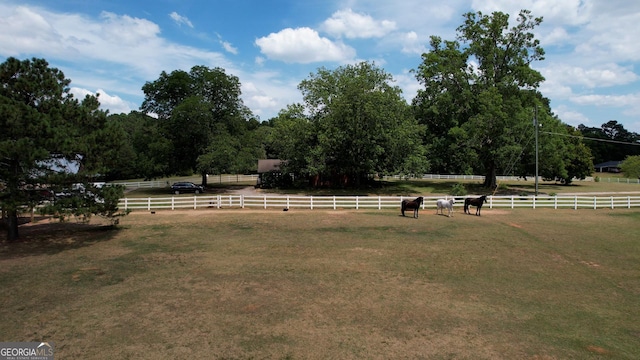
[534,106,539,197]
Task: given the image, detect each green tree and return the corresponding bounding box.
[414,10,545,189]
[579,121,640,165]
[561,126,595,184]
[267,104,316,180]
[141,66,254,186]
[196,120,266,178]
[620,155,640,179]
[0,57,126,241]
[107,111,172,180]
[525,110,569,181]
[298,62,428,186]
[412,36,476,174]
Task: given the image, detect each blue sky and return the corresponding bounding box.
[1,0,640,133]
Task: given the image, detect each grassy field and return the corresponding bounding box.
[125,175,640,198]
[1,207,639,359]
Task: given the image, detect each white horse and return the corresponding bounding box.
[436,198,455,217]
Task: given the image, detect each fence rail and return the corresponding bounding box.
[118,194,640,212]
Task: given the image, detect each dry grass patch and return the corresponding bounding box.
[1,208,639,359]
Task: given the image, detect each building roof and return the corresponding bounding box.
[594,160,623,168]
[257,159,284,173]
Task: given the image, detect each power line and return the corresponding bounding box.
[541,131,640,146]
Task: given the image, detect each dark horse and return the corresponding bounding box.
[401,196,424,218]
[464,195,487,216]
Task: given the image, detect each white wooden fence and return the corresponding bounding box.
[118,194,640,211]
[111,174,259,189]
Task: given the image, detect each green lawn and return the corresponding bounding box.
[120,175,640,199]
[1,208,639,359]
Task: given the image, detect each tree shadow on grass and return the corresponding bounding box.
[125,184,253,196]
[0,217,121,260]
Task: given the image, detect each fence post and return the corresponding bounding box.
[124,198,128,211]
[148,197,151,211]
[263,195,267,209]
[378,196,381,210]
[217,195,221,209]
[333,195,336,210]
[310,196,313,210]
[511,196,514,209]
[611,196,614,209]
[171,197,175,210]
[533,196,536,209]
[287,195,290,209]
[194,196,197,209]
[629,196,631,209]
[593,197,597,210]
[574,196,578,210]
[554,196,557,210]
[356,196,359,210]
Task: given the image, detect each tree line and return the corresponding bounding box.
[105,9,638,188]
[2,9,640,241]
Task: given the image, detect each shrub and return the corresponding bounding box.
[449,183,467,196]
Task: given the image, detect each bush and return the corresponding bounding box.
[449,183,467,196]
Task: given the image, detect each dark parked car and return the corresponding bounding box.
[171,182,204,194]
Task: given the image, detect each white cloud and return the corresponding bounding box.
[392,69,421,103]
[570,93,640,108]
[538,78,573,101]
[399,31,426,55]
[470,0,591,26]
[255,27,356,63]
[344,0,464,37]
[575,11,640,62]
[169,11,193,28]
[215,33,238,55]
[540,27,569,46]
[541,63,638,89]
[70,87,133,114]
[2,0,639,131]
[100,11,161,46]
[321,8,396,39]
[221,40,238,55]
[0,4,232,78]
[241,74,302,120]
[552,105,592,128]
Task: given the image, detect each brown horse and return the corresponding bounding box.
[401,196,424,218]
[464,195,487,216]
